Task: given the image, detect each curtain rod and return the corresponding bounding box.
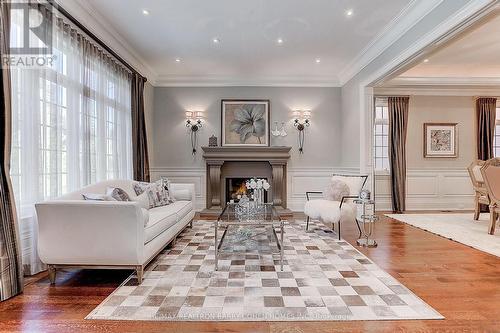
[47,0,147,82]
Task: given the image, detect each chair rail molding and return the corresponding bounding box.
[375,168,475,211]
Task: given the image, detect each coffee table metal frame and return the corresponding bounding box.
[215,202,284,271]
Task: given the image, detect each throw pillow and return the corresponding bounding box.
[133,181,151,196]
[323,179,350,202]
[82,193,115,201]
[133,180,174,209]
[106,187,131,201]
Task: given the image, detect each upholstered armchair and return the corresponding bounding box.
[467,160,489,220]
[480,158,500,235]
[304,174,368,240]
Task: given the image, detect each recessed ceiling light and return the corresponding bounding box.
[175,58,181,63]
[142,9,150,15]
[212,38,220,44]
[277,38,284,44]
[346,9,353,17]
[423,58,429,63]
[315,58,321,63]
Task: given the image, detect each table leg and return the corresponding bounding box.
[214,220,218,271]
[280,221,284,271]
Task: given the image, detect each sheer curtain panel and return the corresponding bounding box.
[10,8,133,275]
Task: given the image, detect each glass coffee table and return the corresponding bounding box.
[215,202,285,271]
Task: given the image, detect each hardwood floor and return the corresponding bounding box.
[1,213,500,333]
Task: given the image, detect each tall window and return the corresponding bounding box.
[9,6,133,275]
[494,106,500,157]
[374,98,390,172]
[10,11,133,209]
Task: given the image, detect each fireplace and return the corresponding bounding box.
[202,146,292,217]
[226,178,268,203]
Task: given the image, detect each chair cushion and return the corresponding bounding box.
[145,205,179,244]
[332,176,364,195]
[324,179,350,201]
[304,199,356,223]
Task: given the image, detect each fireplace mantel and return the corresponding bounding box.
[201,146,291,162]
[201,146,292,217]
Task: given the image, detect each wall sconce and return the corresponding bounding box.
[186,111,203,154]
[293,110,311,153]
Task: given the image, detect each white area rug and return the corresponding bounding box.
[87,220,442,321]
[386,213,500,258]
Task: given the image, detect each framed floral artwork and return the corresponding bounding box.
[221,99,270,147]
[423,123,458,158]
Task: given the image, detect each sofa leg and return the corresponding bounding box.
[306,216,310,231]
[136,266,144,285]
[48,265,56,285]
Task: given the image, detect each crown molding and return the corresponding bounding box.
[387,76,500,86]
[154,75,341,87]
[54,0,157,83]
[338,0,444,86]
[374,85,500,97]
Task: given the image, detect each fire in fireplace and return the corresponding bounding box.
[225,178,268,203]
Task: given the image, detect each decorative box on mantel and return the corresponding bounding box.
[201,146,292,218]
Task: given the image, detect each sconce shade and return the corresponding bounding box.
[292,110,301,118]
[185,111,193,119]
[302,110,311,119]
[195,111,204,120]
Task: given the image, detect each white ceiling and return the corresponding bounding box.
[396,11,500,82]
[81,0,413,86]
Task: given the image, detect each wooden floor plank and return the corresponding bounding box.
[1,213,500,333]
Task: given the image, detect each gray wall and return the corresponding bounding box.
[152,86,342,170]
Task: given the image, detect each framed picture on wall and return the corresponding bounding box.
[221,99,270,147]
[423,123,458,158]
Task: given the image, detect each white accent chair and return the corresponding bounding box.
[35,179,195,284]
[304,174,368,240]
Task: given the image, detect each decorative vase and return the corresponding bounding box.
[254,188,264,205]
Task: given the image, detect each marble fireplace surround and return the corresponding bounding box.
[201,146,292,217]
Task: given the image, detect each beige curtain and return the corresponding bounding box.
[0,1,23,301]
[388,97,409,213]
[131,74,150,182]
[476,97,497,160]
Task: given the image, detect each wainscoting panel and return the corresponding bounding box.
[375,169,474,211]
[150,166,360,212]
[150,167,206,211]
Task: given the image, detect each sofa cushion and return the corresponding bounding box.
[145,205,179,244]
[169,201,193,220]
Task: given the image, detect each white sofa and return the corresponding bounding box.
[35,179,195,284]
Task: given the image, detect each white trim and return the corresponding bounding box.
[374,86,500,96]
[154,75,341,88]
[375,168,474,211]
[386,76,500,86]
[55,0,157,83]
[338,0,444,85]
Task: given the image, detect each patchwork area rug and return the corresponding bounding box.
[87,220,442,321]
[387,213,500,258]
